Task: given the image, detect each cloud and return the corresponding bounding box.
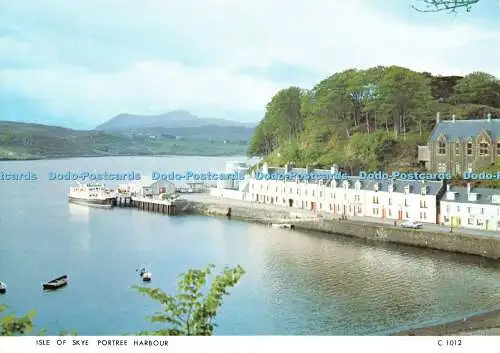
[1,0,499,127]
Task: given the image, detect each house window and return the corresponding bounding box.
[481,208,484,215]
[455,141,460,155]
[372,208,379,215]
[468,218,473,225]
[320,203,322,210]
[404,199,409,207]
[446,205,450,212]
[357,206,362,213]
[388,198,392,205]
[312,190,315,197]
[467,207,471,213]
[319,191,323,197]
[372,196,379,204]
[420,212,427,220]
[260,185,263,191]
[289,188,292,194]
[329,204,332,211]
[388,209,392,216]
[266,185,269,191]
[305,190,308,196]
[455,163,460,174]
[457,206,460,212]
[467,142,473,155]
[296,188,299,195]
[477,219,484,226]
[420,200,427,208]
[421,187,427,195]
[444,216,449,222]
[438,141,446,155]
[275,186,278,192]
[479,141,489,156]
[406,211,409,218]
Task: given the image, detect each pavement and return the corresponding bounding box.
[183,193,500,239]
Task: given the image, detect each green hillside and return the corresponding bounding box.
[0,122,247,160]
[247,67,500,174]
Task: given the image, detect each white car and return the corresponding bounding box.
[400,220,423,229]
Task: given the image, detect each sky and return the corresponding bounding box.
[1,0,499,129]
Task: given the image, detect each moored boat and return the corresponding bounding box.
[42,275,68,290]
[138,268,152,282]
[68,182,115,208]
[0,281,6,294]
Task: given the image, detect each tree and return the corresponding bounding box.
[134,264,245,336]
[412,0,481,12]
[453,72,500,108]
[0,304,35,336]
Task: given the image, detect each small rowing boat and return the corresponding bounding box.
[42,275,68,290]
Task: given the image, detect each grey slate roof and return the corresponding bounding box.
[429,119,500,141]
[441,186,500,205]
[257,165,444,195]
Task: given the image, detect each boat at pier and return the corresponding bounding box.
[68,182,115,208]
[42,275,68,290]
[0,281,6,294]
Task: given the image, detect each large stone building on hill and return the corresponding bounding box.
[418,113,500,174]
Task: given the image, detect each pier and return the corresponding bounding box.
[114,194,189,216]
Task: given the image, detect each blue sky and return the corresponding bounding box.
[1,0,499,129]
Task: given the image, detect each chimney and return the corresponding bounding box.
[452,114,456,123]
[487,113,492,122]
[436,112,440,124]
[467,182,471,194]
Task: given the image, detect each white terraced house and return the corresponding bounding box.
[362,179,445,224]
[248,162,446,224]
[440,183,500,231]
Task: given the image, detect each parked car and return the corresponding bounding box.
[400,220,423,229]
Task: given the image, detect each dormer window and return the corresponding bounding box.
[388,183,394,193]
[355,181,361,190]
[343,180,349,190]
[467,141,473,155]
[332,180,337,188]
[438,140,446,155]
[421,186,428,195]
[404,185,410,194]
[374,183,379,192]
[479,140,489,156]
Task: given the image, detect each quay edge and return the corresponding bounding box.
[187,201,500,260]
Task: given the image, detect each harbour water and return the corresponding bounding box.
[1,156,500,335]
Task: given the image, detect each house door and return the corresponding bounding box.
[311,202,316,211]
[288,199,293,207]
[382,208,386,218]
[343,205,346,215]
[486,220,489,231]
[398,210,402,220]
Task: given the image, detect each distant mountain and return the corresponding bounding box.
[94,110,256,131]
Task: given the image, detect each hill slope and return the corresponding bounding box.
[0,121,247,160]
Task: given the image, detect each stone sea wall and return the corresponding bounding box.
[189,201,500,260]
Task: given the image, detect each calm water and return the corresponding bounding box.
[1,156,500,335]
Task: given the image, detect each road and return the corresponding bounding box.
[183,193,500,238]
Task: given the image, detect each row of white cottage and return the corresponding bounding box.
[244,163,500,232]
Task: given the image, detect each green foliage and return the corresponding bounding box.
[134,264,245,336]
[479,158,500,189]
[0,304,34,336]
[248,65,500,173]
